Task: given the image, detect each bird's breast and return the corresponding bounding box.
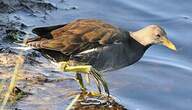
[72,43,145,71]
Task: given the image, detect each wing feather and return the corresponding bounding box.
[27,19,125,56]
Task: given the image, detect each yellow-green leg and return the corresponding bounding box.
[76,73,86,92]
[58,61,109,95]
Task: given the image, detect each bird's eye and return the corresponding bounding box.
[156,34,161,37]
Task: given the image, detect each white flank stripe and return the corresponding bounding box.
[79,48,97,54]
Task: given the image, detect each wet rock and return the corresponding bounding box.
[71,92,127,110]
[0,85,30,104]
[4,29,26,42]
[0,20,28,41]
[0,53,22,67]
[0,0,57,14]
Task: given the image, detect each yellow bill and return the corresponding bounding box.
[161,36,176,51]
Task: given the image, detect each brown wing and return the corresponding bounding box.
[27,19,125,55]
[32,24,67,39]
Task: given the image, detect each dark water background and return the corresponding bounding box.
[5,0,192,110]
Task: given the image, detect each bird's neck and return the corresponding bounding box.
[128,31,151,52]
[129,30,149,46]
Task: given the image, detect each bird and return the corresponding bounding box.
[25,19,176,95]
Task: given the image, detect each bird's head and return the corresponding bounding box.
[130,25,176,51]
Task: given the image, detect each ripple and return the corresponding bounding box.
[141,56,192,72]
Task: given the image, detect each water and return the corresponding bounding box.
[5,0,192,109]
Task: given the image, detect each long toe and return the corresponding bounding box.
[90,67,110,96]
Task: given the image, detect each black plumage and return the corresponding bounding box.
[27,19,151,71]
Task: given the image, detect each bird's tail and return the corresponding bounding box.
[12,40,34,51]
[10,41,31,51]
[26,41,43,49]
[12,36,42,50]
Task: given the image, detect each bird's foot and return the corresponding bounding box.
[80,91,105,101]
[58,61,109,96]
